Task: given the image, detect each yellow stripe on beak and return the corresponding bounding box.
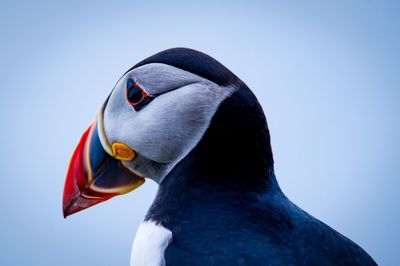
[97,105,137,161]
[97,106,114,156]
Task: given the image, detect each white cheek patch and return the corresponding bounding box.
[130,221,172,266]
[103,64,236,183]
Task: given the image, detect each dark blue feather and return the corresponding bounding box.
[135,48,376,265]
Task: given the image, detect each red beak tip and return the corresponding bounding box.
[63,204,73,218]
[62,203,73,218]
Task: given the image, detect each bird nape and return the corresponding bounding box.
[62,48,377,266]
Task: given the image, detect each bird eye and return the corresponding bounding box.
[126,79,154,111]
[127,86,143,104]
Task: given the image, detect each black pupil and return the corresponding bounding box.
[127,87,143,104]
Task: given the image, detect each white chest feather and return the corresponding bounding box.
[130,221,173,266]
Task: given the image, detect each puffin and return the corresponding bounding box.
[63,48,377,266]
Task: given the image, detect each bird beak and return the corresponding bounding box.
[62,107,144,218]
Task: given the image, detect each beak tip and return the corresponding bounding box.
[62,202,72,218]
[63,206,69,218]
[62,194,115,218]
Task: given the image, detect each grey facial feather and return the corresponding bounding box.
[104,63,236,183]
[128,63,203,95]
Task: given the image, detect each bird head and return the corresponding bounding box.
[62,48,255,217]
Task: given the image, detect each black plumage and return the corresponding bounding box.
[134,48,376,265]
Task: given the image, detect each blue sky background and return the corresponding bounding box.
[1,1,399,265]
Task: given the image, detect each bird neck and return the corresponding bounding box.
[146,88,282,224]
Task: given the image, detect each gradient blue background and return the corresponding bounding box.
[1,1,399,265]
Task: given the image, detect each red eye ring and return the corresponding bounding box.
[126,79,154,111]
